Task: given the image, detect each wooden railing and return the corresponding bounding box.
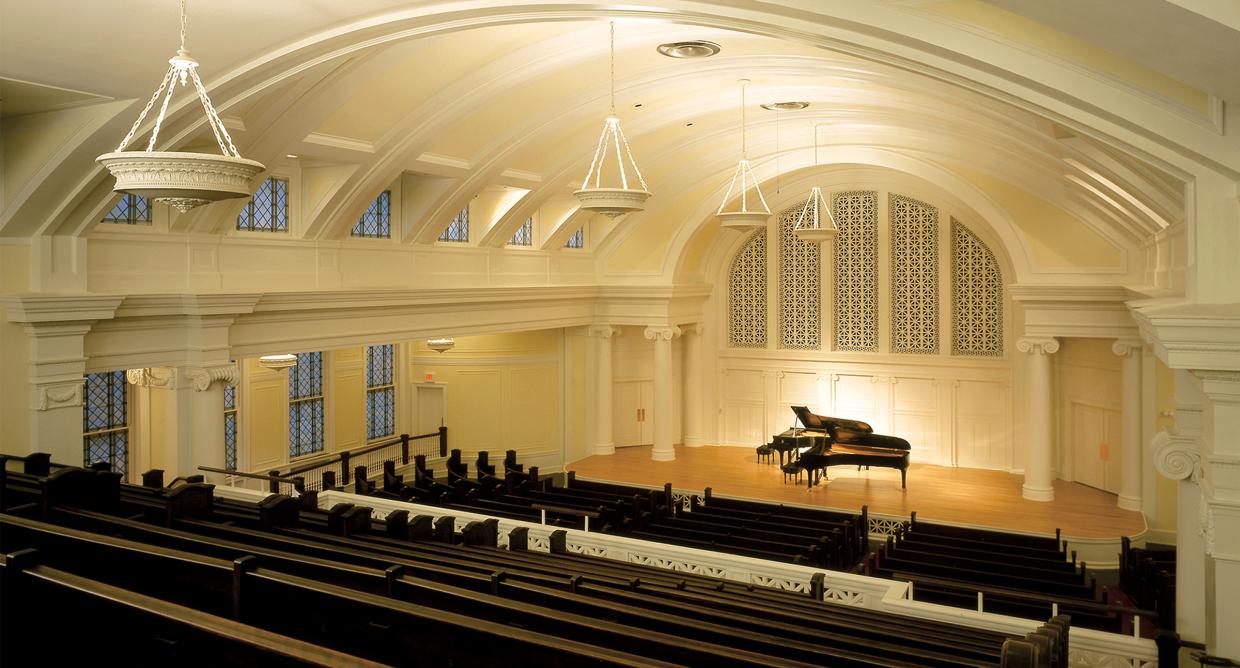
[252,427,447,493]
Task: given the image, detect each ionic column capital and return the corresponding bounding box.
[127,363,238,392]
[186,362,240,391]
[1016,336,1059,355]
[1151,428,1203,482]
[588,325,620,339]
[1111,338,1143,357]
[644,325,682,342]
[682,323,704,337]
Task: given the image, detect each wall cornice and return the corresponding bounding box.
[1131,300,1240,371]
[1010,284,1139,340]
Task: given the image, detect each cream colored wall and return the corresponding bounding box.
[563,328,592,465]
[0,244,30,293]
[242,357,291,474]
[410,330,563,469]
[1055,338,1122,484]
[331,347,367,454]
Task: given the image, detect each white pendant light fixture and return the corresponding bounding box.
[258,354,297,371]
[96,0,264,212]
[573,21,651,219]
[793,125,839,243]
[427,338,456,353]
[717,79,771,230]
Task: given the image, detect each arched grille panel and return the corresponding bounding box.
[728,231,767,348]
[778,207,820,350]
[890,194,939,354]
[833,191,878,352]
[952,218,1004,356]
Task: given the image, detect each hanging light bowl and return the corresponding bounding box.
[792,186,838,243]
[574,22,651,218]
[427,338,456,353]
[96,1,264,212]
[257,354,297,371]
[717,79,770,231]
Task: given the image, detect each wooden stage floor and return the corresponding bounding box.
[566,445,1145,540]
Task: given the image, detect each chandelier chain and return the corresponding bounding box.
[740,80,747,157]
[609,21,616,115]
[116,67,174,151]
[180,0,187,52]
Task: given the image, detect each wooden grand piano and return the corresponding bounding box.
[768,406,911,489]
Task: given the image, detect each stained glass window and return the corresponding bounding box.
[565,227,584,249]
[224,379,238,471]
[288,352,324,458]
[237,177,289,232]
[439,206,469,242]
[365,344,396,441]
[509,218,533,246]
[352,191,391,238]
[102,194,151,225]
[83,371,128,475]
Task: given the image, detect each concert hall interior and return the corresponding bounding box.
[1,1,1238,665]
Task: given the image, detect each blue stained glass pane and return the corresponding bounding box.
[224,413,237,471]
[223,383,236,410]
[352,191,391,238]
[438,206,469,242]
[565,227,584,249]
[509,218,533,246]
[102,194,152,225]
[237,178,289,232]
[275,178,289,231]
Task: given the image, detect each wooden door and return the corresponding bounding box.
[1071,402,1121,493]
[613,380,646,447]
[415,384,446,436]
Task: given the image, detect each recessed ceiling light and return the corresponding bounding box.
[760,101,810,111]
[285,154,299,159]
[633,103,643,108]
[685,122,694,127]
[657,41,721,59]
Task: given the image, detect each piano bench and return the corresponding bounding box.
[755,445,774,464]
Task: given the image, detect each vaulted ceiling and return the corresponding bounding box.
[2,0,1236,284]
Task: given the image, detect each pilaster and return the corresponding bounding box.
[645,325,681,462]
[1017,336,1058,501]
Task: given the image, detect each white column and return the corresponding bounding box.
[1113,339,1144,511]
[589,325,618,455]
[682,323,704,447]
[645,326,681,462]
[1017,336,1059,502]
[128,363,238,482]
[1192,370,1240,656]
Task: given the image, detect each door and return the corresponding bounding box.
[1071,402,1122,493]
[613,380,652,447]
[415,384,446,436]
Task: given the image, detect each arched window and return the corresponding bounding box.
[728,230,767,348]
[102,194,151,225]
[952,219,1004,356]
[439,207,469,242]
[778,206,819,350]
[237,177,289,232]
[833,191,878,352]
[352,191,391,238]
[890,194,939,354]
[365,344,396,441]
[509,218,533,246]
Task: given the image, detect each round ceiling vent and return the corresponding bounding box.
[760,101,811,111]
[656,40,722,59]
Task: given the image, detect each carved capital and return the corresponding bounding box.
[34,380,84,411]
[186,363,240,392]
[125,367,178,389]
[682,323,704,337]
[1150,428,1203,482]
[588,325,619,339]
[1016,337,1059,355]
[1111,339,1142,357]
[644,325,682,342]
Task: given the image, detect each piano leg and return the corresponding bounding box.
[900,468,907,489]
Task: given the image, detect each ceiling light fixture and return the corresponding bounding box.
[96,0,264,212]
[717,79,770,231]
[427,338,456,353]
[573,21,651,219]
[761,101,810,111]
[657,41,721,59]
[257,354,297,371]
[793,125,839,243]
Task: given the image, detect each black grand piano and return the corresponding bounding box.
[765,406,911,489]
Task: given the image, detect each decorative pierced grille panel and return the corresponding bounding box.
[833,191,878,352]
[351,190,391,238]
[237,178,289,232]
[778,206,820,349]
[509,218,533,246]
[952,218,1004,356]
[890,194,939,354]
[288,352,324,458]
[223,381,238,471]
[728,230,767,348]
[565,227,584,249]
[365,344,396,441]
[102,193,151,225]
[83,371,128,474]
[439,206,469,242]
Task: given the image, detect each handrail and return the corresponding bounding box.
[893,571,1159,621]
[280,428,446,478]
[199,466,305,494]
